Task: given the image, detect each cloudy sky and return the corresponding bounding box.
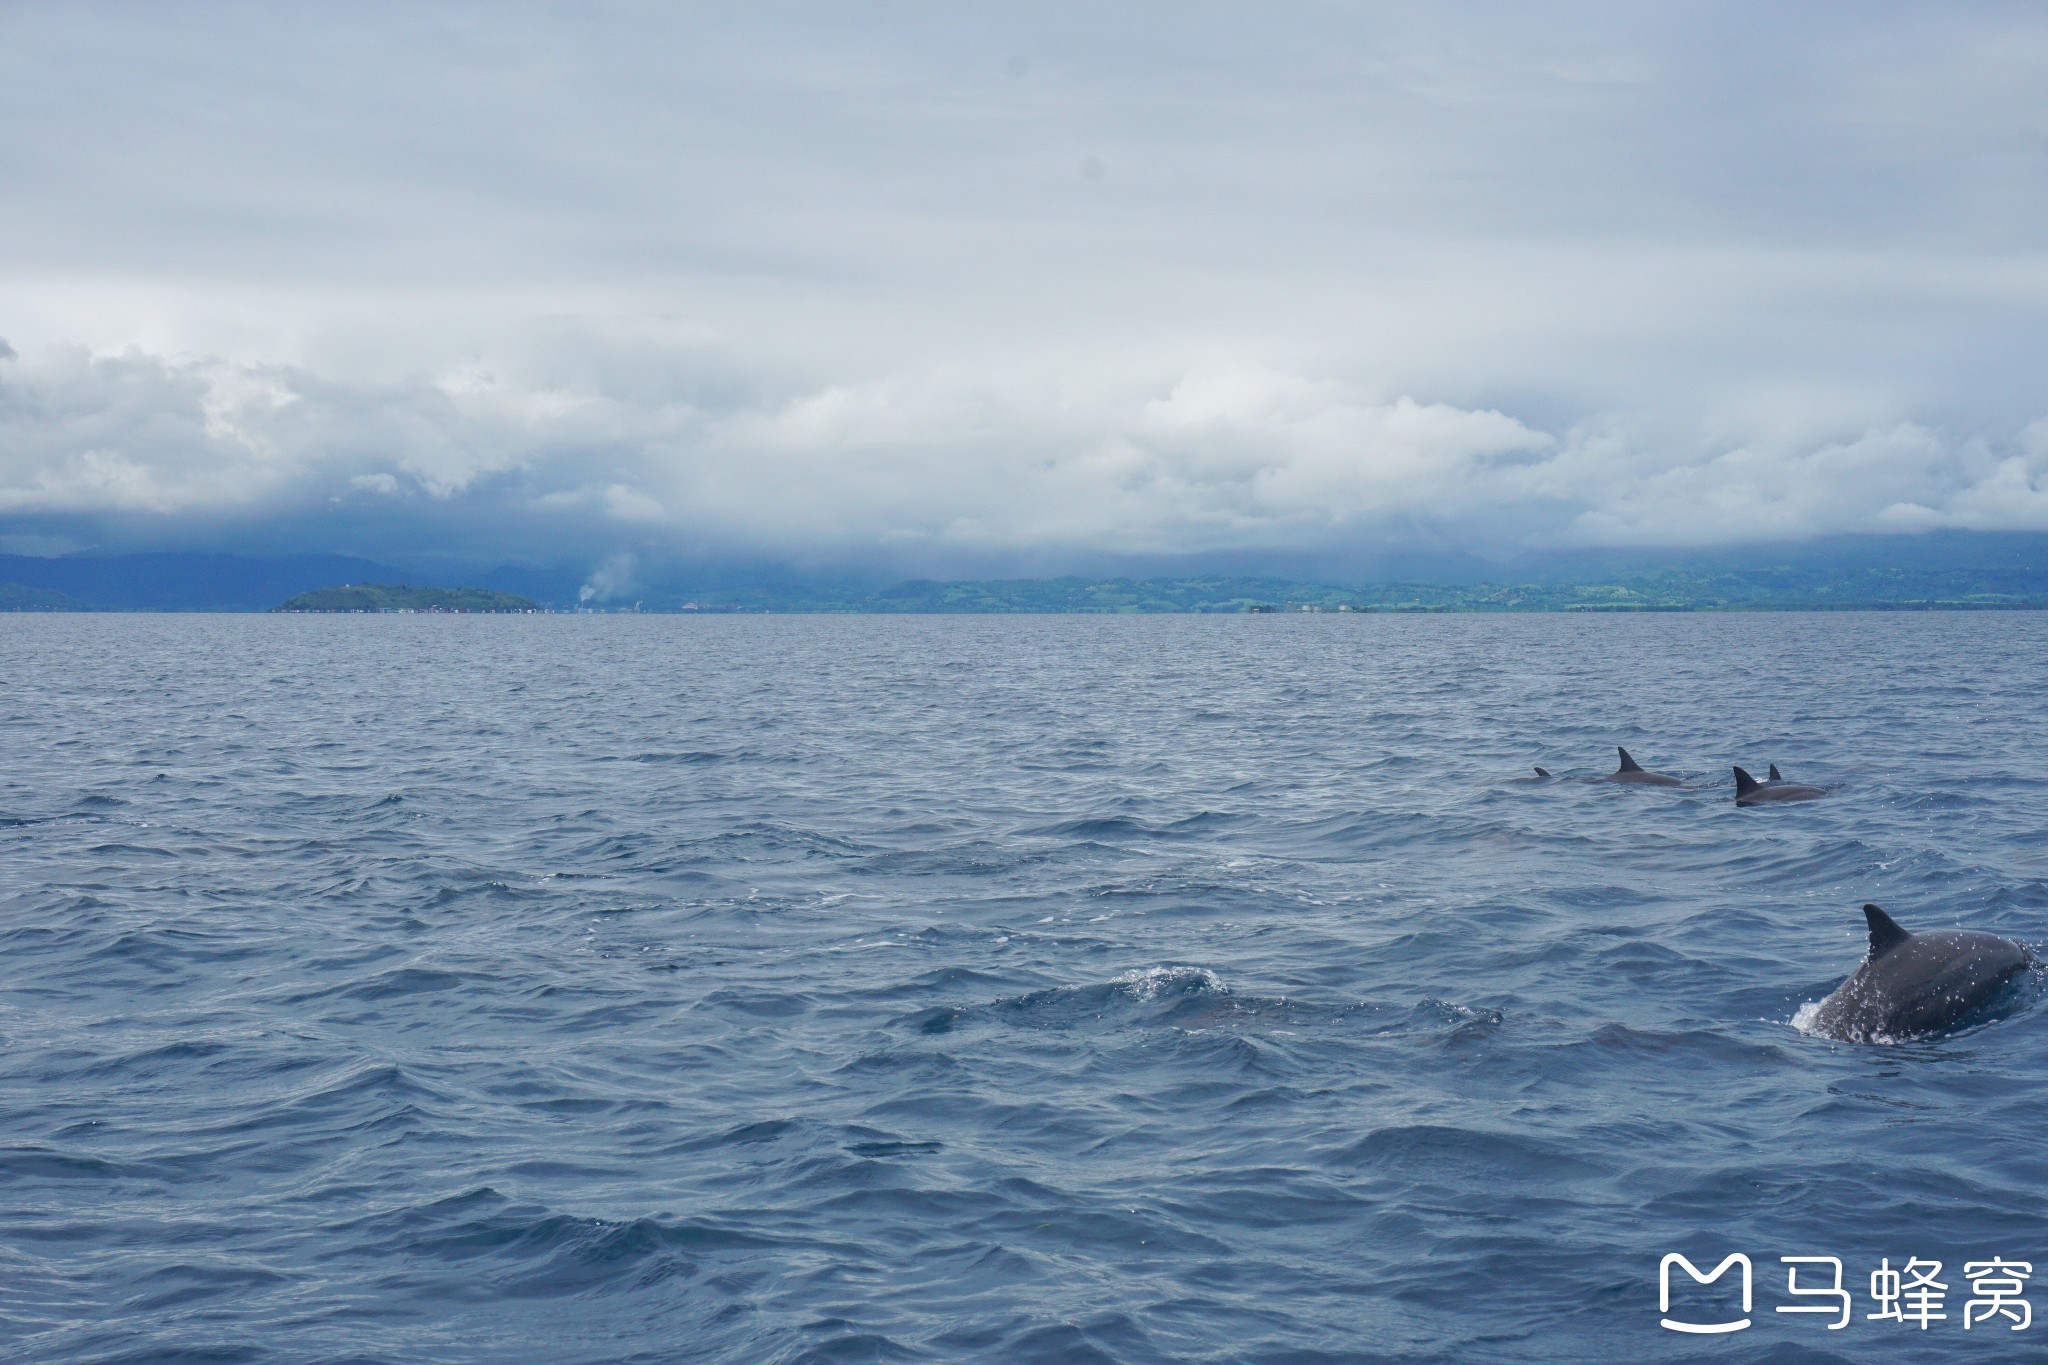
[3,1,2047,572]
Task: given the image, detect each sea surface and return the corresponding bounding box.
[4,612,2047,1363]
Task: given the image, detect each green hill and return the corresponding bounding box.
[0,582,92,611]
[274,584,540,613]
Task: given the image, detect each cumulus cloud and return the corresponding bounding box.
[2,337,2045,560]
[705,364,1557,551]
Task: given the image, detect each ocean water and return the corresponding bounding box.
[4,611,2047,1363]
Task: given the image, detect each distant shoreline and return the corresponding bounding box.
[11,552,2048,614]
[10,602,2048,616]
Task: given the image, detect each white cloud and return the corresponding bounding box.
[601,484,668,523]
[0,3,2045,562]
[2,338,2045,557]
[1565,424,1985,545]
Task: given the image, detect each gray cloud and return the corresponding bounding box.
[2,2,2046,564]
[6,339,2047,562]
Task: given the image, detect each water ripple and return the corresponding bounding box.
[4,612,2047,1361]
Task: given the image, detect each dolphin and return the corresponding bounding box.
[1734,765,1824,806]
[1608,747,1681,786]
[1533,766,1551,778]
[1767,764,1784,783]
[1808,904,2030,1042]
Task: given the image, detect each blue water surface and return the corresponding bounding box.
[4,612,2046,1363]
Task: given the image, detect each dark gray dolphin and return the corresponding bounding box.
[1608,747,1681,786]
[1532,766,1550,778]
[1734,765,1824,806]
[1808,904,2029,1042]
[1767,764,1784,783]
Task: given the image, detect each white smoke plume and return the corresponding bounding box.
[578,553,636,604]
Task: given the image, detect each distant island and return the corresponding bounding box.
[8,544,2048,613]
[274,584,540,613]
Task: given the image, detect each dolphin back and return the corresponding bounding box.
[1812,905,2027,1041]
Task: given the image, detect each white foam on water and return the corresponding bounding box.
[1112,966,1226,1001]
[1788,1000,1904,1045]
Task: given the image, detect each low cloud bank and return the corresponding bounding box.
[3,339,2046,566]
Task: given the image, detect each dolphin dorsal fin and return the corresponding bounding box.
[1616,747,1642,773]
[1864,904,1911,958]
[1768,764,1783,782]
[1533,766,1549,777]
[1734,766,1759,798]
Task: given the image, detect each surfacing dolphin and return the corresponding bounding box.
[1807,904,2029,1042]
[1734,765,1824,806]
[1608,747,1681,786]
